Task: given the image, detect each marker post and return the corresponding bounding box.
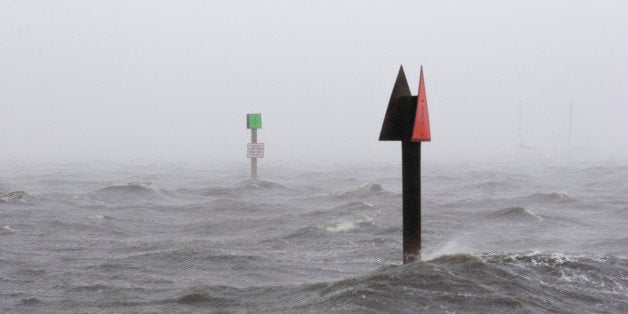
[246,114,263,180]
[379,66,431,263]
[251,128,258,179]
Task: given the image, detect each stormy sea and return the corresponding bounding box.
[1,159,626,313]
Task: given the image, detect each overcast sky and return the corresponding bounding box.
[1,0,626,164]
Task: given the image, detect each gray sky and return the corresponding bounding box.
[1,0,626,163]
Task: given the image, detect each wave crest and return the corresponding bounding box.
[524,192,573,203]
[90,182,172,202]
[431,253,484,264]
[489,207,543,221]
[322,221,356,232]
[177,292,238,306]
[332,183,388,198]
[0,191,31,203]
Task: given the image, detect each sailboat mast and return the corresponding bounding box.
[518,100,522,146]
[569,99,573,149]
[519,100,523,147]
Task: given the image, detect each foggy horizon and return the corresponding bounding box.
[1,1,626,164]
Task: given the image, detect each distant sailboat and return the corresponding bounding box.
[555,99,586,150]
[518,100,537,150]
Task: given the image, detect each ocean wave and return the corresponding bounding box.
[43,219,128,236]
[211,198,266,212]
[578,165,628,175]
[194,187,236,197]
[286,203,375,234]
[0,224,14,233]
[18,297,42,306]
[521,191,574,203]
[332,183,390,198]
[237,179,287,190]
[295,252,626,313]
[305,201,376,219]
[0,191,32,203]
[453,179,524,194]
[430,252,485,264]
[488,251,578,267]
[167,252,626,313]
[105,247,264,269]
[334,201,375,212]
[285,217,374,236]
[283,227,321,240]
[87,214,110,220]
[445,191,577,209]
[322,221,356,232]
[94,182,162,194]
[487,207,544,221]
[183,180,288,197]
[69,284,113,292]
[176,292,238,306]
[89,182,173,202]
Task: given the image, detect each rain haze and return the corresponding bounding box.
[1,1,627,313]
[1,0,626,163]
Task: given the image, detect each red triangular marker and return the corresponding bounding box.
[411,66,431,142]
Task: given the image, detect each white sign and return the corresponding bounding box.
[247,143,265,158]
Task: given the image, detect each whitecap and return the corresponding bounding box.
[0,191,31,203]
[322,221,356,232]
[0,225,13,233]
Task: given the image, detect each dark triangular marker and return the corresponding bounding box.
[411,66,431,142]
[379,65,412,141]
[378,65,433,264]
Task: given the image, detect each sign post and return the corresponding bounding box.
[246,114,263,179]
[379,66,431,263]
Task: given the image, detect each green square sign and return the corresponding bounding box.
[247,113,262,129]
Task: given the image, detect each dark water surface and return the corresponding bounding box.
[1,160,626,313]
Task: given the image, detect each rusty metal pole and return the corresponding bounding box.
[401,141,421,263]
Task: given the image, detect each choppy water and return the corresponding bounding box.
[1,159,626,313]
